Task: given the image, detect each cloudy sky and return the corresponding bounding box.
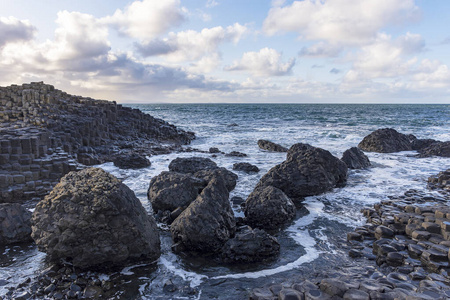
[1,0,449,103]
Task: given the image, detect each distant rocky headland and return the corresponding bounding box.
[0,82,194,204]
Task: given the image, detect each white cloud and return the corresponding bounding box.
[206,0,219,8]
[263,0,419,45]
[299,42,342,57]
[412,59,450,89]
[0,17,36,48]
[344,32,424,80]
[104,0,185,41]
[225,48,295,77]
[137,23,247,63]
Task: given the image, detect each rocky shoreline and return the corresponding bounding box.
[0,82,194,204]
[1,88,449,300]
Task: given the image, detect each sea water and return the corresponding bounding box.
[1,104,449,299]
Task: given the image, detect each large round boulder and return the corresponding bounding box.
[220,227,280,263]
[171,177,236,253]
[0,203,32,245]
[257,140,288,152]
[31,168,161,269]
[113,153,151,169]
[341,147,371,169]
[168,157,217,174]
[233,162,260,173]
[358,128,414,153]
[244,186,295,230]
[255,143,347,201]
[147,172,206,213]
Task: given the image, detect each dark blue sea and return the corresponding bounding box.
[1,104,449,299]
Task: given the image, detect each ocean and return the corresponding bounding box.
[1,104,449,299]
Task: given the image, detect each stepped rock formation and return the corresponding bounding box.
[0,82,194,203]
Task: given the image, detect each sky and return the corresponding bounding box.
[0,0,450,103]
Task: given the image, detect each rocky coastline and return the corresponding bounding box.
[0,82,194,204]
[0,89,449,300]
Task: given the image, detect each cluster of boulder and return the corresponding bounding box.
[358,128,449,157]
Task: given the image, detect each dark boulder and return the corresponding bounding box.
[220,227,280,263]
[209,147,221,154]
[225,151,247,157]
[168,157,217,174]
[232,162,260,173]
[257,140,288,152]
[193,168,238,192]
[358,128,414,153]
[417,141,450,158]
[113,153,151,169]
[411,138,438,151]
[31,168,161,269]
[244,186,296,230]
[341,147,371,169]
[171,177,236,253]
[254,143,347,201]
[147,172,206,213]
[0,203,32,245]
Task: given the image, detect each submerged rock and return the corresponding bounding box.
[220,227,280,263]
[254,143,347,201]
[232,162,260,173]
[113,153,151,169]
[147,172,206,213]
[31,168,161,269]
[257,139,288,152]
[341,147,371,169]
[358,128,414,153]
[244,186,295,230]
[0,203,32,245]
[168,157,218,174]
[171,177,236,253]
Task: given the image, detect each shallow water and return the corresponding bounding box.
[1,104,449,299]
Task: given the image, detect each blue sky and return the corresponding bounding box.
[1,0,449,103]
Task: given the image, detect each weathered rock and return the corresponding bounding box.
[341,147,371,169]
[112,153,151,169]
[220,227,280,263]
[358,128,414,153]
[168,157,217,174]
[31,168,161,269]
[232,162,260,173]
[170,177,236,253]
[417,141,450,158]
[254,143,347,201]
[225,151,247,157]
[428,169,450,191]
[257,140,288,152]
[147,172,206,213]
[193,168,238,192]
[209,147,221,154]
[0,203,32,245]
[244,186,296,230]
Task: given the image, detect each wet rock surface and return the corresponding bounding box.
[257,140,288,152]
[341,147,371,169]
[232,162,260,173]
[428,169,450,192]
[418,141,450,158]
[112,153,151,169]
[220,226,280,263]
[244,186,296,231]
[0,203,32,245]
[31,168,161,269]
[254,143,347,202]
